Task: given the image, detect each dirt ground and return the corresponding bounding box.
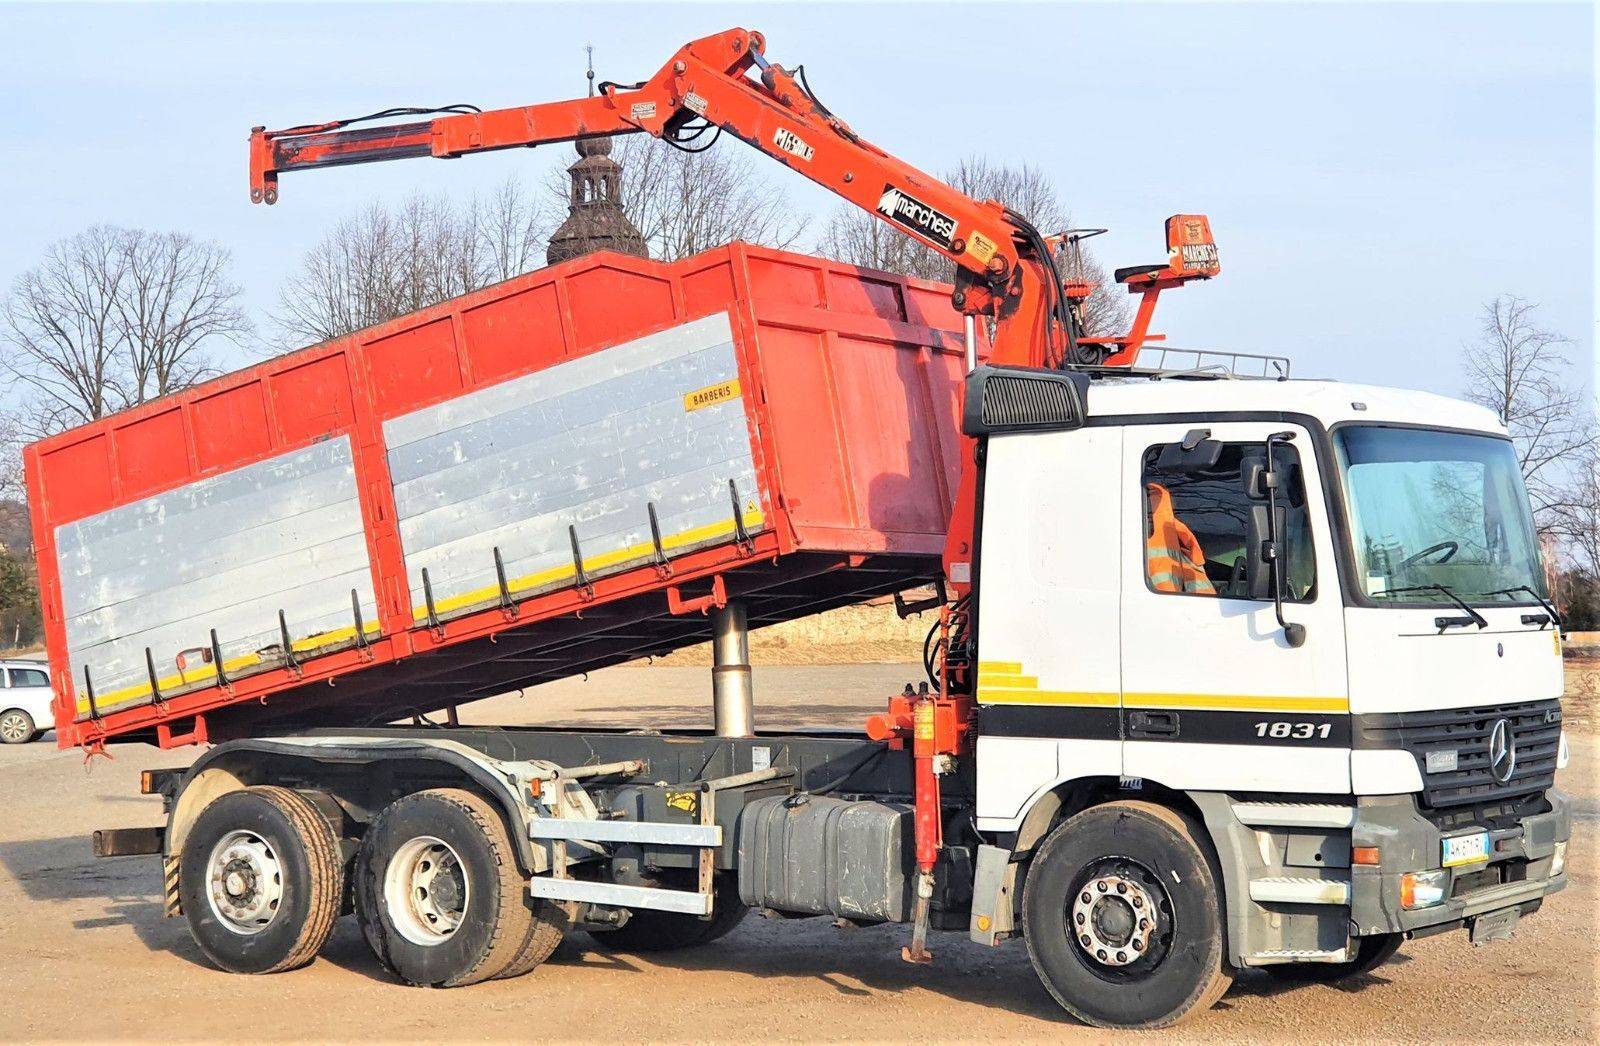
[1,663,1596,1043]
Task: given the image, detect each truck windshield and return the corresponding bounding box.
[1334,425,1547,605]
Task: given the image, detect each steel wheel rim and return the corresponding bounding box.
[205,829,285,935]
[0,713,27,742]
[1066,856,1174,980]
[384,835,469,947]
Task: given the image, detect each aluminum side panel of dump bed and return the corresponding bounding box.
[25,243,968,748]
[384,313,763,624]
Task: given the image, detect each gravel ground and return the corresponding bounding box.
[0,664,1594,1043]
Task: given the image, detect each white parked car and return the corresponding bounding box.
[0,660,54,744]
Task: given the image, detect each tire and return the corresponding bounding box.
[354,788,533,988]
[0,709,35,744]
[495,899,572,980]
[587,871,747,953]
[178,786,344,975]
[1262,933,1402,982]
[1022,801,1234,1030]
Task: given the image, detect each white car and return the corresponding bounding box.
[0,659,55,744]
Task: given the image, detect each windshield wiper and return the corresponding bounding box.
[1477,586,1563,629]
[1373,584,1488,630]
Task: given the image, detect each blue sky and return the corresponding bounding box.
[0,2,1593,400]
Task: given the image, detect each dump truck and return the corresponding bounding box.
[30,27,1570,1030]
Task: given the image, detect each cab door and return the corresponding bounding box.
[1117,421,1350,794]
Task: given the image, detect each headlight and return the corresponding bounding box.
[1556,730,1569,770]
[1552,841,1567,878]
[1401,870,1448,909]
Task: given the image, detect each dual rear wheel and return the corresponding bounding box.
[182,786,737,986]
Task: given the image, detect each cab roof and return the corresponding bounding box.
[1082,374,1505,435]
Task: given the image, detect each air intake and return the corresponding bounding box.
[962,366,1089,436]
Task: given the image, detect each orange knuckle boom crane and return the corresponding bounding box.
[49,25,1566,1032]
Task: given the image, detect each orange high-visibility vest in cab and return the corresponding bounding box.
[1146,482,1215,594]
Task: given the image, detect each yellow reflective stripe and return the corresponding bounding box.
[977,661,1022,675]
[976,673,1037,689]
[979,689,1120,707]
[1124,693,1349,713]
[412,510,766,622]
[74,621,385,714]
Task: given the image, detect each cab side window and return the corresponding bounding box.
[1142,441,1315,601]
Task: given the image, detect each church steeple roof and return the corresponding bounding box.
[546,47,649,265]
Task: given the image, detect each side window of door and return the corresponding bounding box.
[11,668,48,688]
[1142,441,1316,601]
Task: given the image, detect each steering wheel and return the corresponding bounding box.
[1394,540,1459,573]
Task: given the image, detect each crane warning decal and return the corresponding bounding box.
[877,184,957,250]
[683,378,742,412]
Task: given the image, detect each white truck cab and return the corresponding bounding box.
[968,368,1570,1000]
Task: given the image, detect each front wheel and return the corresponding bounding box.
[0,709,35,744]
[1022,801,1233,1030]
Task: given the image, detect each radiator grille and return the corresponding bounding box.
[1359,698,1561,823]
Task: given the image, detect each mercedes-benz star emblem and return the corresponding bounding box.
[1488,718,1516,784]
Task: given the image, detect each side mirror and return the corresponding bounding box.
[1157,429,1223,473]
[1245,433,1307,648]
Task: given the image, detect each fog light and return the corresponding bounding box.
[1556,730,1569,771]
[1552,841,1567,878]
[1401,870,1447,910]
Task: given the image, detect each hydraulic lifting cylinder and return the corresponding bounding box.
[711,602,754,737]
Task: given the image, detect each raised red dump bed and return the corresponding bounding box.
[26,244,966,749]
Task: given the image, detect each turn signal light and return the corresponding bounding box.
[1352,846,1381,866]
[139,771,156,795]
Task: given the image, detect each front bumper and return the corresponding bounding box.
[1350,789,1569,937]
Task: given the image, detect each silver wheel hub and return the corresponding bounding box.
[384,835,469,947]
[1071,874,1157,967]
[206,830,284,935]
[0,713,27,742]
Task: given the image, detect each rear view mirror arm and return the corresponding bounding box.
[1264,431,1307,648]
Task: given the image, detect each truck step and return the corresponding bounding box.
[1248,877,1352,905]
[1231,802,1356,829]
[529,877,713,916]
[528,818,720,847]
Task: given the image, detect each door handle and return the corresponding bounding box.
[1128,710,1179,739]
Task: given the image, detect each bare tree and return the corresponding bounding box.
[817,156,1130,335]
[0,411,22,502]
[2,225,248,437]
[275,177,555,345]
[1555,442,1600,574]
[1463,295,1596,528]
[597,136,809,262]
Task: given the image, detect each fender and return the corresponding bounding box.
[165,736,566,876]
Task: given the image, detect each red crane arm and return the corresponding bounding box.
[249,27,1122,369]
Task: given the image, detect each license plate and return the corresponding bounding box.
[1470,908,1519,945]
[1442,831,1490,867]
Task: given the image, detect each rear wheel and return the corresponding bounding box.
[354,789,532,987]
[178,786,343,974]
[0,709,35,744]
[1262,933,1402,982]
[587,871,747,953]
[495,899,572,980]
[1022,801,1233,1029]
